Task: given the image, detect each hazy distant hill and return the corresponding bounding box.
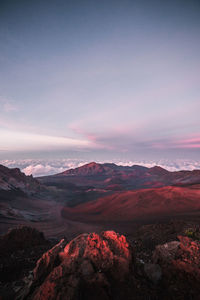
[38,161,200,190]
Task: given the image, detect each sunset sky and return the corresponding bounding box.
[0,0,200,164]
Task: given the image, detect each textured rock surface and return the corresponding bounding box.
[153,241,180,264]
[26,231,135,300]
[4,227,200,300]
[153,235,200,299]
[174,235,200,281]
[33,238,67,282]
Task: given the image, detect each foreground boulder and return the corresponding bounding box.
[15,230,200,300]
[153,240,180,264]
[153,235,200,299]
[24,231,135,300]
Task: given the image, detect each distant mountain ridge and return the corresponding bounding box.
[39,162,200,190]
[58,162,149,176]
[57,161,200,179]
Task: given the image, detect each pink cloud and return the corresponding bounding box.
[70,120,200,152]
[171,135,200,149]
[151,135,200,149]
[69,124,114,150]
[177,137,200,144]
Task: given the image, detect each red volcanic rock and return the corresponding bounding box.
[173,235,200,281]
[33,239,67,282]
[26,231,135,300]
[7,227,200,300]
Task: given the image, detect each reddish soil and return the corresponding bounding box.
[62,186,200,222]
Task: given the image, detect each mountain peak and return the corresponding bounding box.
[87,161,99,165]
[59,162,111,176]
[149,166,169,174]
[56,162,170,178]
[84,162,101,168]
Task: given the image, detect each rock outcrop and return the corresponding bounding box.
[24,231,135,300]
[153,235,200,299]
[7,228,200,300]
[153,240,180,264]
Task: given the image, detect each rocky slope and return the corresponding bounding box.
[0,164,41,195]
[2,224,200,300]
[28,231,134,300]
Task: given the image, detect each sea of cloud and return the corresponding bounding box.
[1,158,200,177]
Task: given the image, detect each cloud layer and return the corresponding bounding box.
[1,158,200,177]
[0,129,94,152]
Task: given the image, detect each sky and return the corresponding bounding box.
[0,0,200,171]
